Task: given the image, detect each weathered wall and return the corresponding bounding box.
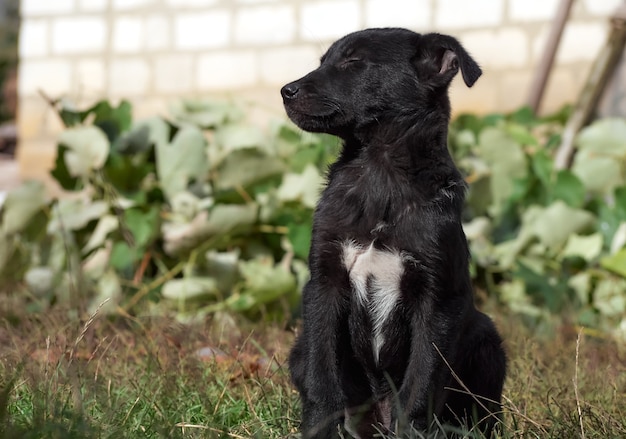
[17,0,623,182]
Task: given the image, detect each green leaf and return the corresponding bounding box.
[576,118,626,155]
[477,126,527,213]
[112,125,152,155]
[501,201,595,264]
[214,149,285,191]
[230,257,297,310]
[89,269,122,314]
[572,118,626,195]
[276,164,323,209]
[58,126,110,177]
[289,145,325,173]
[90,100,133,140]
[204,250,240,294]
[103,152,156,194]
[162,277,219,300]
[572,153,621,195]
[223,293,256,312]
[163,203,258,255]
[169,99,242,128]
[531,148,552,188]
[156,126,208,200]
[515,261,568,312]
[214,124,266,152]
[568,271,592,305]
[528,202,595,251]
[82,215,118,254]
[1,181,46,234]
[288,223,312,261]
[592,277,626,316]
[610,223,626,254]
[561,233,603,262]
[498,279,543,317]
[58,106,89,128]
[24,266,55,297]
[51,145,81,190]
[508,106,537,126]
[124,207,160,249]
[48,199,109,233]
[601,248,626,278]
[506,123,539,146]
[134,117,170,150]
[110,241,140,271]
[551,170,585,207]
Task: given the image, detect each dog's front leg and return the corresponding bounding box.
[394,305,462,433]
[294,280,347,438]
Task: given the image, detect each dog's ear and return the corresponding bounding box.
[415,33,481,87]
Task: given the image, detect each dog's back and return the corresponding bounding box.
[282,28,506,438]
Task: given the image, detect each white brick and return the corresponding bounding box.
[365,0,431,30]
[259,46,321,85]
[75,59,106,96]
[174,11,231,50]
[155,55,194,93]
[196,51,257,89]
[132,98,170,120]
[583,0,622,16]
[509,0,560,22]
[19,60,73,96]
[498,71,533,112]
[22,0,75,16]
[17,99,46,140]
[435,0,503,29]
[165,0,220,6]
[558,23,607,63]
[18,140,59,184]
[449,71,498,114]
[113,16,144,53]
[301,0,360,41]
[109,60,151,96]
[144,15,171,51]
[533,22,607,64]
[235,5,295,45]
[461,28,528,69]
[52,18,107,54]
[542,68,580,113]
[238,0,280,4]
[78,0,108,11]
[19,20,49,58]
[112,0,156,10]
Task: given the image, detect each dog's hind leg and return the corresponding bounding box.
[442,310,507,436]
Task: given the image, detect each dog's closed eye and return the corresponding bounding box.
[337,48,363,67]
[339,57,362,69]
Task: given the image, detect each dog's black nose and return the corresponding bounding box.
[281,83,300,100]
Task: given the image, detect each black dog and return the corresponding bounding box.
[281,28,506,438]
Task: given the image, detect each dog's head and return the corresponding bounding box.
[281,28,480,138]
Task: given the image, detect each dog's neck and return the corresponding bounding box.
[341,107,453,165]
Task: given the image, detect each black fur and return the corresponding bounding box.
[281,28,506,438]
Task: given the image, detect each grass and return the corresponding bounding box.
[0,301,624,438]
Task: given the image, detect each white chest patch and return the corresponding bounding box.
[342,241,406,363]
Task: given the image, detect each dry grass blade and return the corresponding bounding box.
[67,298,110,365]
[573,328,586,439]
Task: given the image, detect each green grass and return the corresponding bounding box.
[0,305,624,438]
[0,309,300,438]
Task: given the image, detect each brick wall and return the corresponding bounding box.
[17,0,623,183]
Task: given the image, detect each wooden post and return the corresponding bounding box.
[554,2,626,170]
[527,0,575,115]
